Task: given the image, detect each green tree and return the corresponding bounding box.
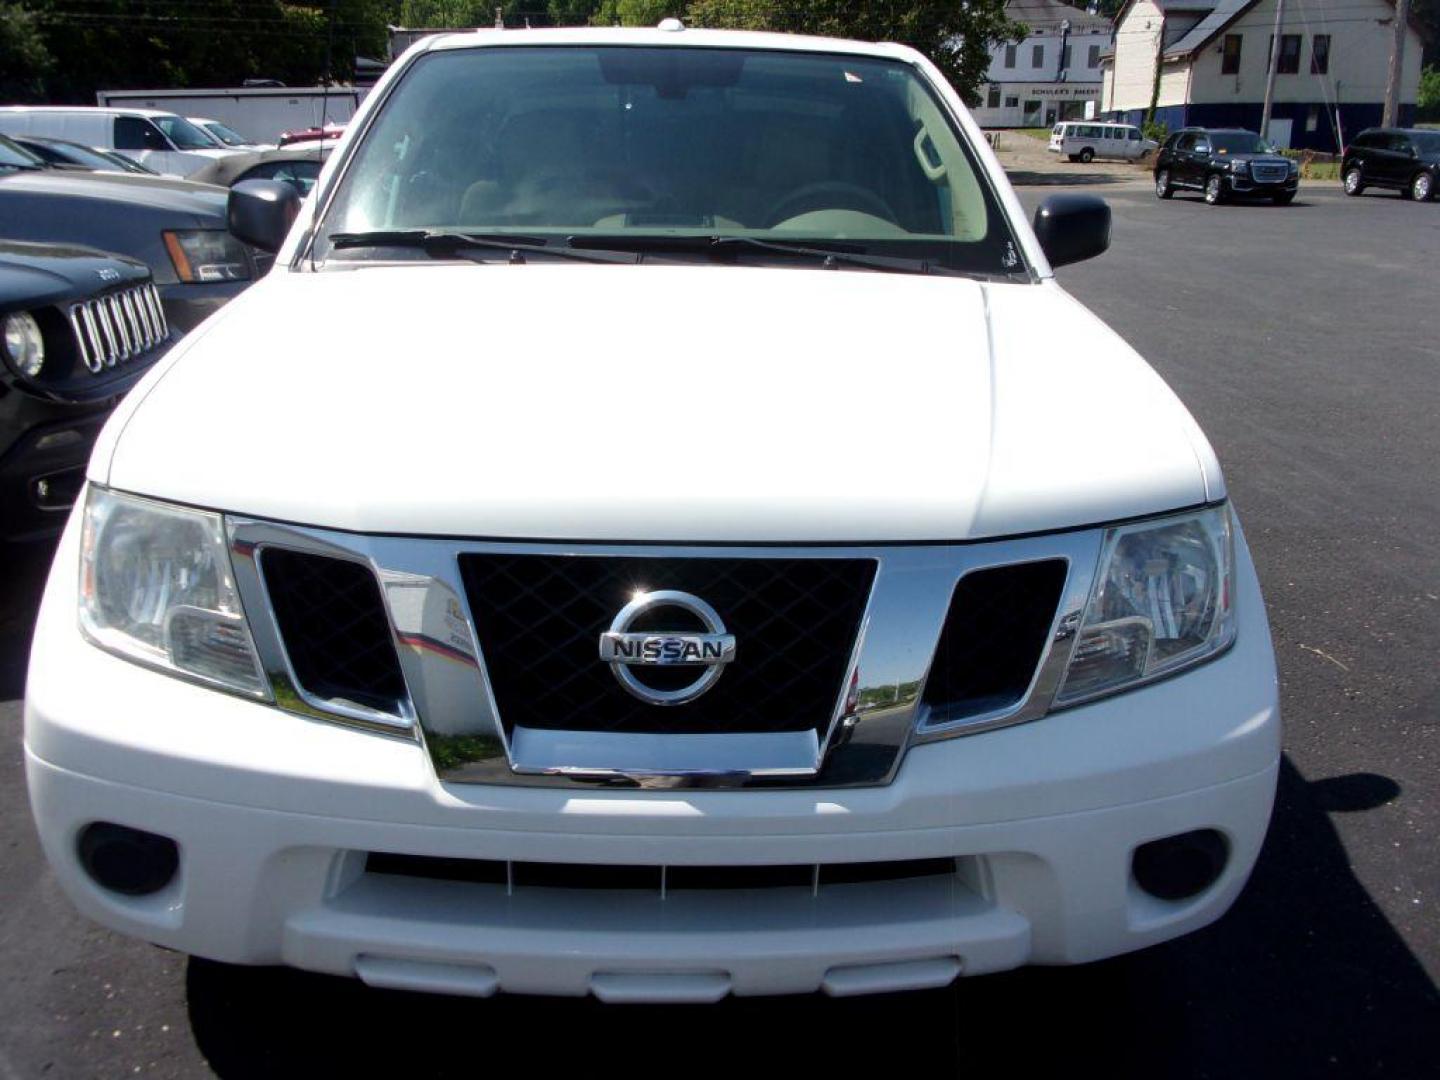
[684,0,1026,104]
[548,0,599,24]
[1421,65,1440,121]
[0,3,52,102]
[592,0,674,24]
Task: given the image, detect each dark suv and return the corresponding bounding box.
[1154,128,1299,205]
[1342,129,1439,202]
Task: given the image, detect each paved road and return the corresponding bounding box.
[2,179,1437,1079]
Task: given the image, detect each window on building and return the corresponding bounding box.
[1004,44,1016,68]
[1268,33,1301,74]
[1004,96,1020,108]
[1088,44,1101,67]
[1305,105,1319,132]
[1032,43,1044,67]
[987,85,1001,109]
[1311,34,1330,74]
[1221,34,1242,75]
[1024,99,1042,118]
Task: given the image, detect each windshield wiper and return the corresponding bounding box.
[326,230,640,265]
[566,233,953,275]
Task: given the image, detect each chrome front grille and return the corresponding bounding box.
[67,283,169,374]
[1251,164,1288,183]
[225,520,1103,789]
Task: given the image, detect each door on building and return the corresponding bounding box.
[1266,118,1292,149]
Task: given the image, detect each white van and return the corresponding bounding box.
[1048,122,1158,163]
[0,107,242,178]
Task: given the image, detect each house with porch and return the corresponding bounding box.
[1099,0,1422,151]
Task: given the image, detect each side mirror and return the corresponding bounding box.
[228,179,301,253]
[1033,193,1111,269]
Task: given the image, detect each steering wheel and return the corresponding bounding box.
[763,181,898,228]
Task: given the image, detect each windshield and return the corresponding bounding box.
[1210,132,1277,155]
[317,46,1021,275]
[154,115,221,150]
[49,141,124,169]
[1412,132,1440,156]
[0,134,43,169]
[205,122,250,147]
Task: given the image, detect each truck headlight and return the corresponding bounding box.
[1056,504,1235,706]
[2,311,45,377]
[1227,159,1248,173]
[162,230,252,283]
[79,486,269,698]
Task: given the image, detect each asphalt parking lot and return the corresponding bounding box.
[2,175,1437,1079]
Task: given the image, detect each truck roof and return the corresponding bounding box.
[418,25,920,62]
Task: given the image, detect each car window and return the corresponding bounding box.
[47,141,120,169]
[1176,132,1196,151]
[17,140,65,164]
[1412,132,1440,156]
[206,122,250,147]
[115,116,170,151]
[1386,133,1412,154]
[153,114,219,151]
[0,133,45,168]
[1128,129,1139,141]
[319,46,1023,276]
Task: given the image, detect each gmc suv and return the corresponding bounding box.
[1155,127,1299,205]
[25,26,1280,1003]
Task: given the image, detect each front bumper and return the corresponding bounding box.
[25,510,1281,1001]
[1225,172,1299,196]
[0,398,110,542]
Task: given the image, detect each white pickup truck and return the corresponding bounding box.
[25,25,1279,1003]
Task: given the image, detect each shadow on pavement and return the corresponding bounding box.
[1006,170,1137,187]
[185,759,1439,1080]
[0,540,56,701]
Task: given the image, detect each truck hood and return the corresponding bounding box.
[0,239,149,307]
[98,263,1221,542]
[0,167,228,221]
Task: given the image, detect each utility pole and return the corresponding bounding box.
[1382,0,1410,127]
[1259,0,1286,139]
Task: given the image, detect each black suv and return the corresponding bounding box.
[1,240,171,541]
[1342,128,1439,202]
[1154,128,1299,205]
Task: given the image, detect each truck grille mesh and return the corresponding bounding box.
[921,559,1068,723]
[67,283,168,374]
[459,554,875,736]
[260,549,408,713]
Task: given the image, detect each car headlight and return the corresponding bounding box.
[1056,504,1235,706]
[1288,160,1300,175]
[79,486,269,698]
[162,230,252,283]
[1227,159,1248,172]
[2,311,45,377]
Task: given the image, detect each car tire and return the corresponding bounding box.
[1411,171,1434,202]
[1343,167,1365,197]
[1155,169,1174,199]
[1204,174,1225,205]
[1272,192,1295,205]
[1078,147,1094,163]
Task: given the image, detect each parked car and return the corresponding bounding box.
[11,135,140,174]
[1154,127,1299,204]
[0,107,242,178]
[187,116,271,151]
[1341,128,1439,201]
[1048,121,1156,163]
[0,134,257,332]
[277,123,345,148]
[0,240,170,541]
[25,27,1279,1004]
[187,146,331,196]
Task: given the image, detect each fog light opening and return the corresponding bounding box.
[77,822,179,897]
[1132,829,1228,902]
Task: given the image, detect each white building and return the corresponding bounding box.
[1100,0,1422,151]
[972,0,1112,128]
